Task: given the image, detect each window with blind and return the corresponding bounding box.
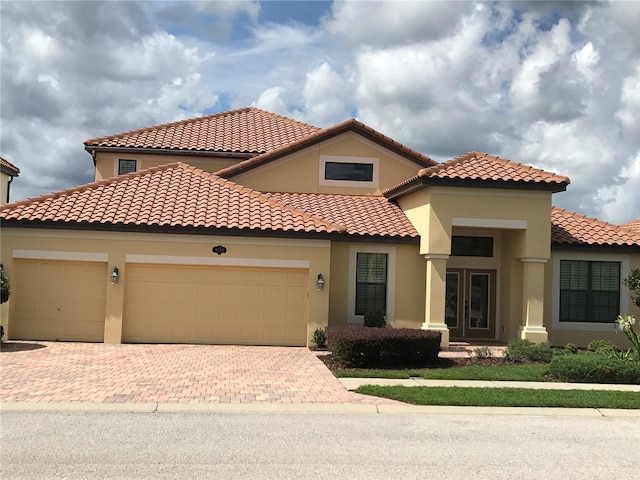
[118,159,137,175]
[355,253,388,316]
[559,260,620,323]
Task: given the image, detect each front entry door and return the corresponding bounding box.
[445,269,496,340]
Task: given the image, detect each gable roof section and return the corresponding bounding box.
[267,192,419,240]
[83,107,321,156]
[385,152,570,198]
[0,163,345,235]
[216,118,437,179]
[0,156,20,176]
[621,218,640,234]
[551,207,640,247]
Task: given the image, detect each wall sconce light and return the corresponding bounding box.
[110,267,120,285]
[316,273,325,291]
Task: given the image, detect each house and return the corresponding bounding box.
[1,107,639,348]
[1,156,20,204]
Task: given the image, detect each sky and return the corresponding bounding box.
[1,0,639,224]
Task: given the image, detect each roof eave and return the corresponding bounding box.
[552,242,640,252]
[385,177,569,199]
[0,219,422,244]
[83,145,258,160]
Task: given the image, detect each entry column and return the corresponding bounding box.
[422,254,450,347]
[518,258,548,343]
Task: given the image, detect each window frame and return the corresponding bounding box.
[319,156,379,188]
[552,251,630,331]
[347,245,395,324]
[117,159,137,176]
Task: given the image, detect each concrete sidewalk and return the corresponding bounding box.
[339,377,640,392]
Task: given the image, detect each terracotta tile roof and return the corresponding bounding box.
[0,156,20,176]
[551,207,640,247]
[621,218,640,233]
[216,118,436,178]
[0,163,345,234]
[83,107,321,154]
[385,152,570,197]
[267,193,419,239]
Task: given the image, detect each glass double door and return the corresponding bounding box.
[445,269,496,340]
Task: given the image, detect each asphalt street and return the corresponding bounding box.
[1,411,637,479]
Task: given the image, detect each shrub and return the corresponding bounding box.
[326,326,441,368]
[587,339,617,355]
[363,310,386,328]
[549,354,640,384]
[0,269,9,305]
[311,328,327,349]
[505,338,553,363]
[563,342,579,354]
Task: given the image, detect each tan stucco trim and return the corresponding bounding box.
[12,250,109,262]
[125,254,310,269]
[430,187,548,198]
[453,218,528,229]
[318,155,380,188]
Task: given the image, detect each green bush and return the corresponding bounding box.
[0,269,10,305]
[363,310,386,328]
[312,328,327,349]
[326,326,441,368]
[563,342,579,354]
[550,354,640,384]
[587,339,617,354]
[505,338,553,363]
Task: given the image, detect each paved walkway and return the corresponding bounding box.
[0,341,397,405]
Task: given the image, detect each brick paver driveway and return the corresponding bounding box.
[0,341,386,405]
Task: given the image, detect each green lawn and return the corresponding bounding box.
[355,385,640,409]
[335,364,549,381]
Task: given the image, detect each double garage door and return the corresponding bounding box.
[10,260,309,346]
[123,264,309,346]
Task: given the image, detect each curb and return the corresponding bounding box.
[2,402,639,416]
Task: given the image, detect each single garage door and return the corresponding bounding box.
[123,264,308,346]
[10,259,107,342]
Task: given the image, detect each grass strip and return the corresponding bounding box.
[355,385,640,409]
[336,364,549,381]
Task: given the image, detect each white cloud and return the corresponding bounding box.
[1,0,639,224]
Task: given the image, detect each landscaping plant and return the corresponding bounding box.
[0,268,9,305]
[504,338,553,363]
[614,315,639,362]
[363,310,386,328]
[312,327,327,349]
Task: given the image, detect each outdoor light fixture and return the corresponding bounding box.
[110,267,120,285]
[316,273,325,291]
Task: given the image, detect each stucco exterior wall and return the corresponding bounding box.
[1,228,331,346]
[328,242,424,328]
[544,249,640,349]
[93,151,242,181]
[232,132,421,195]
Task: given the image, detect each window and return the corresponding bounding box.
[325,162,373,182]
[118,159,137,175]
[451,236,493,257]
[355,253,388,315]
[319,156,379,188]
[559,260,620,323]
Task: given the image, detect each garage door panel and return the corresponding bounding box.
[11,259,106,342]
[123,264,308,346]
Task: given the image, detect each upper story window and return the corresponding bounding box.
[451,236,494,257]
[118,159,137,175]
[559,260,620,323]
[319,156,379,188]
[325,162,373,182]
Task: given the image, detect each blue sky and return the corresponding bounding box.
[1,1,639,223]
